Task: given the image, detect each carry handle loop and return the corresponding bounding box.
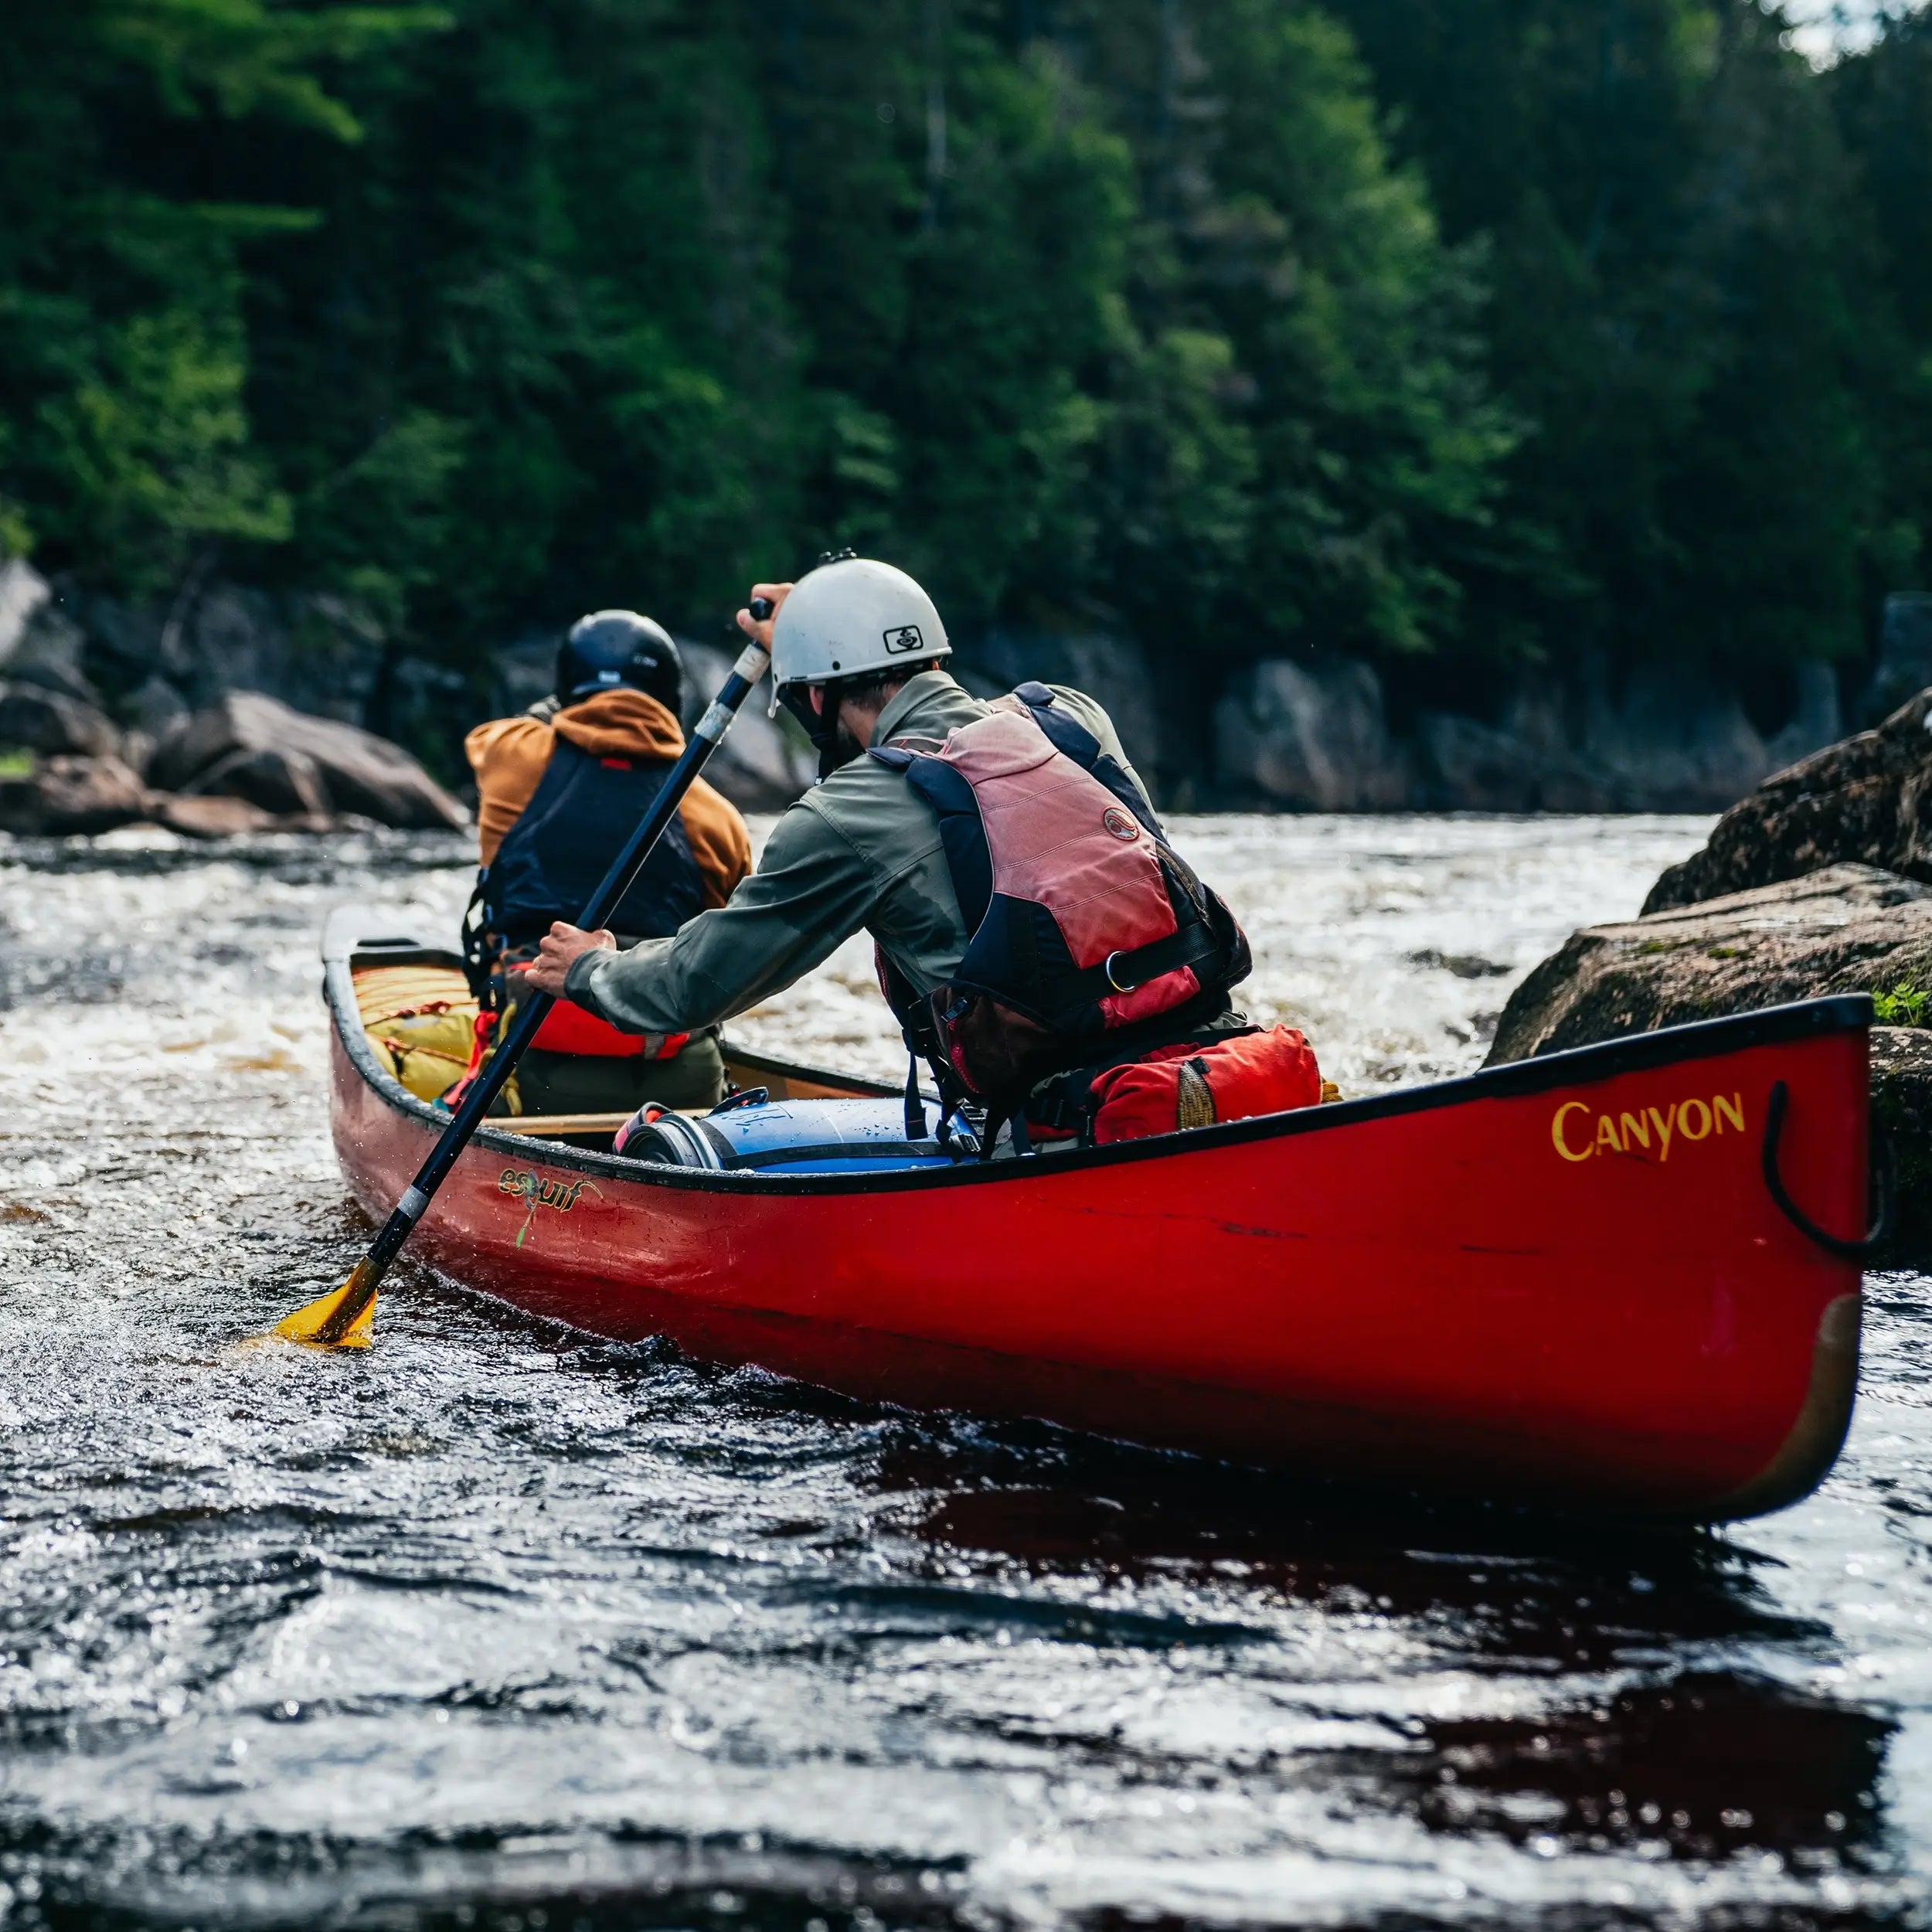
[1761,1079,1892,1264]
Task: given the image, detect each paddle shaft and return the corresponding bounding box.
[315,632,774,1341]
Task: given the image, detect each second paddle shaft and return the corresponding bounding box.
[358,633,774,1281]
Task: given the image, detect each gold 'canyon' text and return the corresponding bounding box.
[1551,1092,1746,1164]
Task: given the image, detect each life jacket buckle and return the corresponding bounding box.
[1103,950,1139,994]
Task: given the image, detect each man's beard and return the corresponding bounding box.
[778,684,864,781]
[821,716,865,775]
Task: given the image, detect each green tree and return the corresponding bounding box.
[0,0,439,594]
[1046,0,1529,669]
[250,0,798,655]
[748,5,1136,627]
[1328,0,1896,679]
[1829,8,1932,598]
[8,0,1923,757]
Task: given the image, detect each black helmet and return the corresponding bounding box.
[558,611,684,711]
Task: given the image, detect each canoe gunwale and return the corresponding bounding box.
[322,906,1872,1199]
[321,908,1871,1519]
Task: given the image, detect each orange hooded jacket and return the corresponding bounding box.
[464,688,751,910]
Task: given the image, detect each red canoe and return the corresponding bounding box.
[321,908,1876,1521]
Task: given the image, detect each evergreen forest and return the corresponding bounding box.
[2,0,1929,725]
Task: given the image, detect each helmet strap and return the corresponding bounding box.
[777,680,862,781]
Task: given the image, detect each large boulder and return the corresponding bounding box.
[1871,1027,1932,1267]
[1644,689,1932,913]
[967,628,1176,796]
[151,690,467,830]
[1861,594,1932,725]
[1582,661,1810,813]
[0,753,148,835]
[1415,694,1624,812]
[72,580,389,724]
[1489,865,1932,1063]
[149,793,294,839]
[183,744,333,818]
[1214,657,1411,809]
[678,641,817,811]
[0,560,97,703]
[0,557,49,667]
[0,681,122,758]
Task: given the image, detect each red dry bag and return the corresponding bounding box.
[1088,1024,1324,1145]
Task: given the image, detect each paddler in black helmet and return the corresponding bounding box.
[526,559,1265,1146]
[463,610,752,1114]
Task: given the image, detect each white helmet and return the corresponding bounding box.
[770,556,951,692]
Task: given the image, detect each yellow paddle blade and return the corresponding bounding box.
[264,1260,379,1349]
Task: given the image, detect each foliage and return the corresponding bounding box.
[1328,0,1924,687]
[0,0,1927,709]
[1873,981,1930,1027]
[0,0,444,597]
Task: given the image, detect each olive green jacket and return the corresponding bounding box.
[565,668,1151,1037]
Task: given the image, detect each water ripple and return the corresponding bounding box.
[2,818,1929,1930]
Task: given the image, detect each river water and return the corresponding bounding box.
[2,814,1929,1932]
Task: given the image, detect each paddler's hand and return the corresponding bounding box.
[736,581,791,650]
[526,922,616,998]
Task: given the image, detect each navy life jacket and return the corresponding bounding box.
[870,683,1250,1125]
[481,736,705,954]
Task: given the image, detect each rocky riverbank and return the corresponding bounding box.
[0,558,814,824]
[14,555,1928,816]
[1488,689,1932,1263]
[0,677,466,838]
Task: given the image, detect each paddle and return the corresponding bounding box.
[263,618,775,1348]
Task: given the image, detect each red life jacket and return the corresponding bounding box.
[871,683,1250,1112]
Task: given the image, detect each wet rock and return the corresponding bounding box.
[128,674,190,741]
[74,580,389,724]
[1584,662,1787,812]
[1764,660,1844,774]
[0,681,122,759]
[1214,658,1410,809]
[1209,652,1839,814]
[148,793,291,838]
[1489,865,1932,1065]
[0,562,97,704]
[120,728,157,784]
[0,753,148,835]
[1861,593,1932,726]
[183,743,333,818]
[968,628,1173,794]
[1415,704,1623,812]
[679,641,817,811]
[1413,660,1840,816]
[1872,1026,1932,1266]
[1643,689,1932,914]
[0,557,49,664]
[1409,948,1512,979]
[151,691,467,830]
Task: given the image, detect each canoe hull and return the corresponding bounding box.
[323,924,1869,1520]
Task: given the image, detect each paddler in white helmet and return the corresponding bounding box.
[527,555,1271,1147]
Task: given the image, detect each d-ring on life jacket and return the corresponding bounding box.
[869,683,1250,1130]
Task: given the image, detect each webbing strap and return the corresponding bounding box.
[903,1054,927,1140]
[1063,918,1224,1004]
